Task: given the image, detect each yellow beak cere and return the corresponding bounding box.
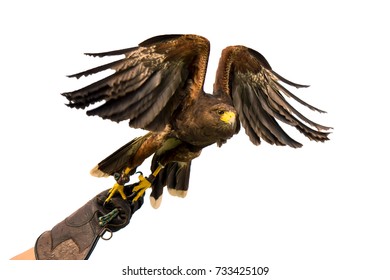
[220,111,236,125]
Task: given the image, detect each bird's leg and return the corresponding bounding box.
[132,163,165,202]
[104,167,132,204]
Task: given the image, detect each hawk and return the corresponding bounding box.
[62,34,331,208]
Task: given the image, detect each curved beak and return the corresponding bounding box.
[220,111,236,126]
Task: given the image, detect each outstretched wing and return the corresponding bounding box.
[62,34,210,131]
[213,46,331,148]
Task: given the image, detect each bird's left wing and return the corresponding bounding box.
[62,34,210,131]
[213,46,331,148]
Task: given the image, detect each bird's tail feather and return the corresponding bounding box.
[90,132,153,177]
[150,160,191,209]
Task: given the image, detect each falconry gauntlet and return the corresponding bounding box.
[35,184,144,260]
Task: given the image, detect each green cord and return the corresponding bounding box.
[98,208,119,227]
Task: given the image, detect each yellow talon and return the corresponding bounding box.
[104,164,165,204]
[132,173,152,202]
[105,183,127,204]
[104,167,133,204]
[132,164,164,202]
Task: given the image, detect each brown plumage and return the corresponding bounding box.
[62,34,331,208]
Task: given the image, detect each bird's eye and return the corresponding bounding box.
[217,110,224,115]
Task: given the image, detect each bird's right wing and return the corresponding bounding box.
[62,34,210,131]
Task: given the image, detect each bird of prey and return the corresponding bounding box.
[62,34,331,208]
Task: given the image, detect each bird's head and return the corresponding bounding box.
[216,107,236,127]
[207,103,238,147]
[208,103,238,131]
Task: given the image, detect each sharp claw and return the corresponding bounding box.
[131,175,151,202]
[104,167,160,204]
[104,183,127,204]
[104,192,114,205]
[132,190,145,203]
[117,186,127,200]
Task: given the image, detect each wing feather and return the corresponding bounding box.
[67,58,126,79]
[62,34,210,131]
[84,46,139,57]
[214,46,331,147]
[237,81,302,147]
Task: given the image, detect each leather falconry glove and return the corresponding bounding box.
[35,183,144,260]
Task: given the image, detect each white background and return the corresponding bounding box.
[1,0,389,279]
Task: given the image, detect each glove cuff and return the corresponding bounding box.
[35,196,108,260]
[35,230,102,260]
